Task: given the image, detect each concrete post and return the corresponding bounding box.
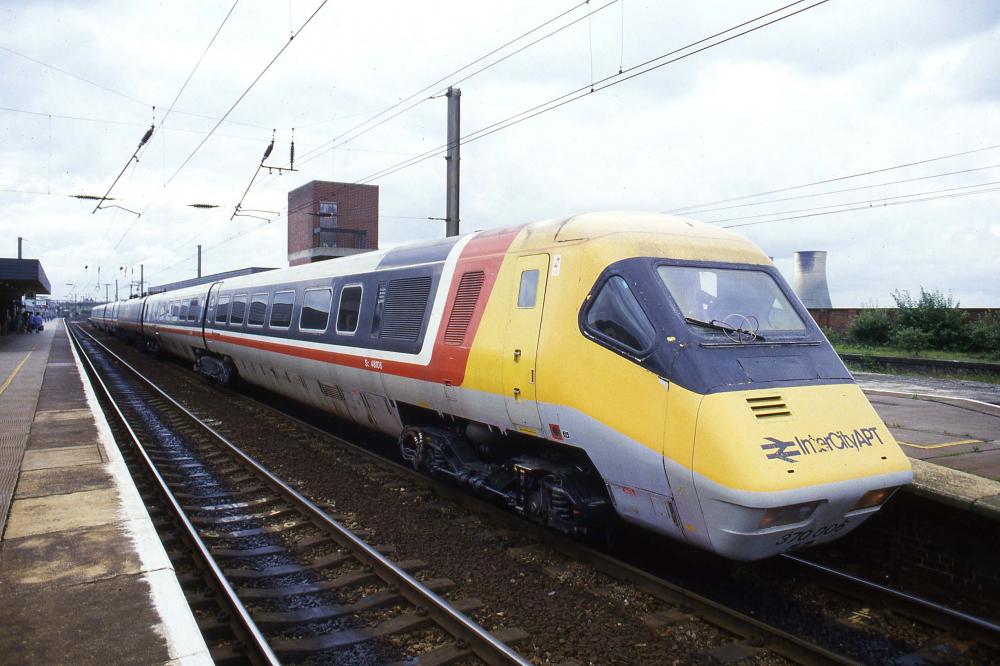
[445,87,461,237]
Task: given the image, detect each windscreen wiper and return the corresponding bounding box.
[684,317,766,342]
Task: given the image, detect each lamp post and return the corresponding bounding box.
[65,283,76,320]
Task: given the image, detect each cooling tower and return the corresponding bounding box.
[792,251,832,308]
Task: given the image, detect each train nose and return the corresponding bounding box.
[689,386,913,560]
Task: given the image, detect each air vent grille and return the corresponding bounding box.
[746,395,791,419]
[444,271,485,346]
[318,381,346,401]
[380,276,432,341]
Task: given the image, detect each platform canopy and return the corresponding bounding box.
[0,258,51,297]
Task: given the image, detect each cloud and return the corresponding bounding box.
[0,0,998,308]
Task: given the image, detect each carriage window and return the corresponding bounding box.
[300,288,333,332]
[187,298,200,322]
[517,270,539,308]
[179,302,189,321]
[230,294,247,325]
[269,290,295,328]
[336,285,363,334]
[585,276,655,353]
[170,301,180,320]
[215,296,231,324]
[248,293,268,327]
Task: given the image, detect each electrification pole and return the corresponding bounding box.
[445,87,461,237]
[17,237,22,259]
[140,264,144,297]
[197,245,202,278]
[115,279,118,301]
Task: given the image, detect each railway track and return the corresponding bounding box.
[69,324,531,665]
[215,373,1000,662]
[78,323,1000,664]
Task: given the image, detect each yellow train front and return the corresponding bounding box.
[502,212,913,560]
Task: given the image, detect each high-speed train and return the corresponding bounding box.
[91,212,912,560]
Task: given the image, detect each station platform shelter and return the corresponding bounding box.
[0,258,51,336]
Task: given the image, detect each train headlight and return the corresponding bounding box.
[758,501,821,529]
[851,487,895,511]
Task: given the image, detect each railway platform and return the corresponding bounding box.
[0,320,210,664]
[857,373,1000,520]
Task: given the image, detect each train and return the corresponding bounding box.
[90,211,912,560]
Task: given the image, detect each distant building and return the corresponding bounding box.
[287,180,379,266]
[792,251,833,309]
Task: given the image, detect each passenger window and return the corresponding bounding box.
[517,270,539,308]
[248,293,268,327]
[215,296,231,324]
[187,298,200,322]
[336,285,363,334]
[230,294,247,325]
[300,288,333,332]
[170,301,180,320]
[269,291,295,328]
[585,276,656,353]
[179,302,189,321]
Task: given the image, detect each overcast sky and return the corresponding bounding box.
[2,0,998,306]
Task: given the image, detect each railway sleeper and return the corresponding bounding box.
[268,596,483,656]
[222,550,355,580]
[251,578,456,628]
[394,626,531,666]
[399,425,610,536]
[236,559,428,599]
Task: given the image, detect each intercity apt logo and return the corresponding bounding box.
[761,427,886,464]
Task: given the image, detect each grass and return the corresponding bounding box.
[843,360,1000,385]
[833,343,1000,365]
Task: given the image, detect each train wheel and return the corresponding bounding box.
[398,428,427,472]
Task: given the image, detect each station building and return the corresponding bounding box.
[287,180,379,266]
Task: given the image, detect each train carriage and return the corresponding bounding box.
[92,212,912,560]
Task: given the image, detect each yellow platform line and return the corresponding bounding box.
[0,350,34,397]
[899,438,984,450]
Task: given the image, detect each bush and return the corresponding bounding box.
[890,326,933,354]
[969,316,1000,358]
[891,288,968,351]
[849,309,893,345]
[821,326,845,344]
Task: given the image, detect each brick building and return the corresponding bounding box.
[287,180,379,266]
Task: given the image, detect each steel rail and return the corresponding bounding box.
[228,366,1000,663]
[171,356,861,666]
[86,322,1000,661]
[72,324,531,666]
[782,554,1000,648]
[67,323,280,665]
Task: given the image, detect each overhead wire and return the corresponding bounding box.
[286,0,829,201]
[720,185,1000,229]
[0,43,272,131]
[110,0,328,258]
[146,0,830,283]
[669,142,1000,213]
[703,179,1000,225]
[163,0,329,187]
[255,0,616,198]
[289,0,596,168]
[681,161,1000,215]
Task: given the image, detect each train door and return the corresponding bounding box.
[501,254,549,432]
[201,282,223,348]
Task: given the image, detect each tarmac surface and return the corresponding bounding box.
[856,372,1000,481]
[855,371,1000,405]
